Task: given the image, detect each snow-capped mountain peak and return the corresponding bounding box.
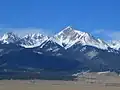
[0,32,20,44]
[20,33,48,48]
[54,26,85,49]
[54,26,109,49]
[57,26,85,36]
[63,26,73,31]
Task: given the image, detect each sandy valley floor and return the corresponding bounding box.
[0,73,120,90]
[0,80,120,90]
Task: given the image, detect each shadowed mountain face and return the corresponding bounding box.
[0,42,120,73]
[0,26,120,74]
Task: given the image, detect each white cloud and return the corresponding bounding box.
[92,29,120,40]
[108,31,120,40]
[0,27,53,36]
[92,29,105,34]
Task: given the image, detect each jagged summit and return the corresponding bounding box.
[63,26,73,31]
[0,32,48,48]
[54,26,85,48]
[0,32,20,44]
[58,26,85,35]
[20,33,48,48]
[54,26,109,49]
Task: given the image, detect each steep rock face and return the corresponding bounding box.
[34,38,66,56]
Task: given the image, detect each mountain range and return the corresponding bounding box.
[0,26,120,77]
[0,26,119,50]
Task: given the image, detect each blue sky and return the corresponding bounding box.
[0,0,120,40]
